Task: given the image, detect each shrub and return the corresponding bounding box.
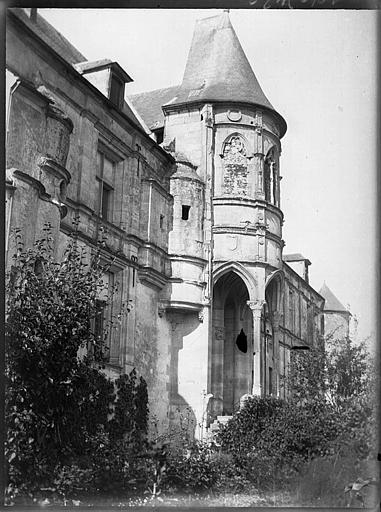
[163,442,217,492]
[5,226,149,499]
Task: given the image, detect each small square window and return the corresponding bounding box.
[182,205,190,220]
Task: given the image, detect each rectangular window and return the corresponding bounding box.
[160,214,164,229]
[182,205,190,220]
[96,151,114,221]
[269,367,273,395]
[89,271,114,363]
[289,289,295,332]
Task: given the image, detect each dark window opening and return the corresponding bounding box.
[132,268,135,287]
[269,367,273,395]
[160,214,164,228]
[154,128,164,145]
[236,328,247,353]
[109,75,123,107]
[182,205,190,220]
[101,184,112,220]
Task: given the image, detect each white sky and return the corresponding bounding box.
[40,8,378,341]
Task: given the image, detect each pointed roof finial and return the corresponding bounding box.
[170,12,287,138]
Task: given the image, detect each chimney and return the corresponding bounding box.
[24,8,37,21]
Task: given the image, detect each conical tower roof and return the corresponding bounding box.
[167,11,286,137]
[319,283,349,313]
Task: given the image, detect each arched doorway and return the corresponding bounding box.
[211,272,253,416]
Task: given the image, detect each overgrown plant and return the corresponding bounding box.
[5,224,147,500]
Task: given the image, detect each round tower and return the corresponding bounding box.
[161,11,288,426]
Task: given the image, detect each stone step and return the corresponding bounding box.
[209,415,233,433]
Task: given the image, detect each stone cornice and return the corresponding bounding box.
[142,177,174,201]
[212,225,283,244]
[138,267,168,290]
[7,10,174,165]
[169,254,207,267]
[38,157,71,184]
[213,196,284,221]
[166,301,203,312]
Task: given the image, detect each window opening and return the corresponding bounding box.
[181,205,190,220]
[269,367,273,395]
[160,214,165,228]
[96,151,114,221]
[289,289,295,332]
[154,128,164,145]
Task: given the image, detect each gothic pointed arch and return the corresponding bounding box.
[265,269,284,317]
[213,261,257,299]
[264,145,279,205]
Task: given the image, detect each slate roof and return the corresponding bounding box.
[129,85,180,130]
[9,9,145,130]
[319,283,349,313]
[128,11,286,137]
[283,253,311,264]
[176,13,275,109]
[10,8,86,64]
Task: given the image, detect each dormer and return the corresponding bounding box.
[283,253,311,283]
[74,59,133,109]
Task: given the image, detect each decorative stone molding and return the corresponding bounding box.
[198,310,204,323]
[247,299,266,313]
[227,110,242,122]
[158,304,167,318]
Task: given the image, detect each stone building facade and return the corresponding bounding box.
[6,8,345,438]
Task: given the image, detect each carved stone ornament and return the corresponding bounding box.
[247,299,266,312]
[214,326,224,340]
[198,310,204,323]
[227,110,242,122]
[223,135,247,162]
[158,304,166,318]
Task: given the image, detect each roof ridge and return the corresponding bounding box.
[129,84,180,99]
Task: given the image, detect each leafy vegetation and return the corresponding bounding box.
[217,339,378,505]
[5,226,148,503]
[5,224,377,506]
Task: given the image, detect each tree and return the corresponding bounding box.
[5,224,146,497]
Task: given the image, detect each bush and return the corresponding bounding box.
[163,442,217,492]
[295,455,379,507]
[5,226,149,499]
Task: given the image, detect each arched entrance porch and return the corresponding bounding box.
[211,271,253,416]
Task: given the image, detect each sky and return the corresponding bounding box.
[39,8,378,341]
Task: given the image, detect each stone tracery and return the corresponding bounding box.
[222,134,248,196]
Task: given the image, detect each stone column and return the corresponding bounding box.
[272,311,282,397]
[247,299,265,396]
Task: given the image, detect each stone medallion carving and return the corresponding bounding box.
[227,110,242,122]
